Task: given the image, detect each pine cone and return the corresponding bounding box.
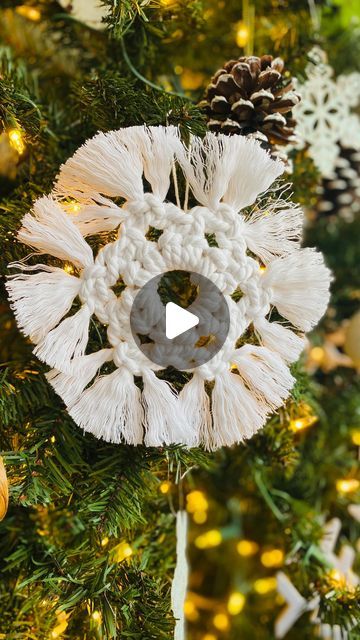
[200,55,300,149]
[315,147,360,223]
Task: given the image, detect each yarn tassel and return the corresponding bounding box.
[241,202,303,264]
[46,348,113,405]
[253,317,306,363]
[18,196,93,268]
[55,127,145,202]
[34,304,91,373]
[6,266,80,343]
[69,367,144,444]
[211,370,268,449]
[177,132,284,210]
[262,248,332,331]
[65,202,124,236]
[136,126,181,200]
[171,511,189,640]
[233,345,295,410]
[179,374,212,449]
[142,370,189,446]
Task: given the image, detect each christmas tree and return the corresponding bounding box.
[0,1,359,639]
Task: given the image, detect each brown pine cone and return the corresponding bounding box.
[200,55,300,148]
[314,147,360,223]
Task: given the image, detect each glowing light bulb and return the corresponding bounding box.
[63,263,75,275]
[92,610,102,623]
[184,599,199,621]
[8,128,25,155]
[68,202,81,214]
[310,346,325,364]
[254,577,277,594]
[101,536,109,547]
[237,539,259,557]
[235,21,250,47]
[195,529,222,549]
[351,430,360,446]
[186,490,208,513]
[227,591,245,615]
[159,481,171,494]
[213,613,229,631]
[111,541,133,563]
[289,414,317,432]
[193,510,208,524]
[16,5,41,21]
[336,479,359,494]
[261,548,284,568]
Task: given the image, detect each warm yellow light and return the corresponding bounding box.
[336,479,360,494]
[184,599,199,621]
[203,635,217,640]
[50,435,56,443]
[8,128,25,155]
[213,613,230,631]
[195,529,222,549]
[68,202,81,214]
[92,610,102,623]
[227,591,245,615]
[254,577,277,594]
[159,481,171,494]
[101,536,109,547]
[51,611,69,638]
[193,510,208,524]
[351,430,360,446]
[111,541,133,563]
[63,263,75,275]
[259,264,267,272]
[235,21,250,48]
[328,569,347,588]
[16,5,41,21]
[261,549,284,568]
[289,415,317,432]
[237,539,259,557]
[160,0,177,6]
[186,490,208,513]
[310,346,325,364]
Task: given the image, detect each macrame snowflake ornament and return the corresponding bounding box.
[275,519,359,639]
[7,126,331,449]
[294,47,360,178]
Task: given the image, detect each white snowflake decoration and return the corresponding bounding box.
[7,126,331,449]
[294,47,360,178]
[275,519,359,639]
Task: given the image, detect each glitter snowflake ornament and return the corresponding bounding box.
[294,47,360,178]
[7,126,331,449]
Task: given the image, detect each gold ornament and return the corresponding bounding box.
[0,457,9,521]
[0,133,20,180]
[344,311,360,367]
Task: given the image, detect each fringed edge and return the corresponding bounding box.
[62,201,124,237]
[179,373,211,449]
[242,200,304,264]
[68,366,144,444]
[34,304,91,373]
[253,317,306,364]
[142,370,189,446]
[18,196,94,268]
[262,248,332,331]
[46,348,114,406]
[136,126,181,201]
[6,265,81,343]
[176,132,284,211]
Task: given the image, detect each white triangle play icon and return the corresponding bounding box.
[165,302,199,340]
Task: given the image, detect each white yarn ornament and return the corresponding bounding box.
[7,126,331,449]
[58,0,106,30]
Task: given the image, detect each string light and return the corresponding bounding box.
[351,430,360,446]
[184,599,199,621]
[187,490,209,523]
[336,478,360,494]
[63,263,75,275]
[260,548,284,568]
[91,610,102,623]
[235,20,250,47]
[227,591,245,615]
[203,635,217,640]
[254,577,277,594]
[195,529,222,549]
[67,202,81,214]
[309,346,325,364]
[237,539,259,557]
[289,404,318,432]
[16,5,41,21]
[8,128,25,155]
[111,541,133,563]
[159,481,171,494]
[101,536,109,547]
[213,613,230,631]
[51,611,69,638]
[328,569,347,588]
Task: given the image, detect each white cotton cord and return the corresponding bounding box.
[6,266,81,343]
[253,317,306,364]
[18,196,94,268]
[179,373,211,448]
[171,511,189,640]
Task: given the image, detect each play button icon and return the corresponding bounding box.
[130,270,230,371]
[165,302,199,339]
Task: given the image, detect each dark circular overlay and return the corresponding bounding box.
[130,270,230,371]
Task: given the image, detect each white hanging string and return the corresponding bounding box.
[171,511,189,640]
[307,0,321,33]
